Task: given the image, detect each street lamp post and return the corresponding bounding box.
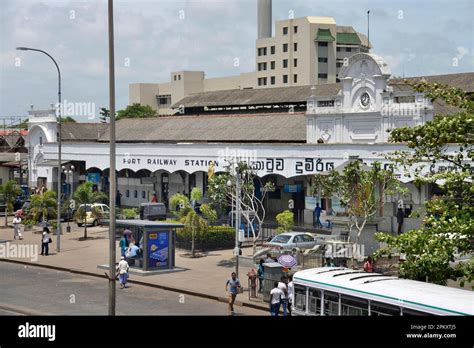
[62,165,74,232]
[227,164,240,277]
[16,46,62,252]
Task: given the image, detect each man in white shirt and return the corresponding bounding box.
[278,276,289,316]
[270,281,283,316]
[287,275,294,316]
[116,256,129,289]
[12,214,22,240]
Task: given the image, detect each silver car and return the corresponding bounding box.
[264,232,318,251]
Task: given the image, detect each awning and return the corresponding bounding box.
[315,29,335,42]
[336,32,361,45]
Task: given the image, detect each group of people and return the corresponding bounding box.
[269,275,294,316]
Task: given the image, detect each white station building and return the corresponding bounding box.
[27,53,473,244]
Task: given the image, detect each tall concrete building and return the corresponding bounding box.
[129,0,371,115]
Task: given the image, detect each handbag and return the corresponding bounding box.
[48,238,53,244]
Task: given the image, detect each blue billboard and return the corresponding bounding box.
[148,231,169,268]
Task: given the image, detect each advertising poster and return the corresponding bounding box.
[148,231,169,268]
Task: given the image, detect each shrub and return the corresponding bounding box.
[122,208,138,219]
[176,225,234,244]
[276,210,294,233]
[200,203,218,224]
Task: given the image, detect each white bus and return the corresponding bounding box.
[292,267,474,316]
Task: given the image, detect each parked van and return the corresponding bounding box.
[139,202,167,221]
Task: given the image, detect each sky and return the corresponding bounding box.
[0,0,473,121]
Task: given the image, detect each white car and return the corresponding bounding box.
[264,232,319,251]
[75,203,110,227]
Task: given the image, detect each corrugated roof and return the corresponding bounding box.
[98,113,307,143]
[61,123,109,141]
[336,32,361,45]
[172,84,340,109]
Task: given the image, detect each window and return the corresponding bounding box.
[158,94,171,106]
[336,47,341,52]
[345,47,351,52]
[173,75,177,81]
[294,58,298,67]
[294,285,307,312]
[318,57,328,63]
[308,288,321,315]
[318,73,328,79]
[178,75,181,80]
[126,190,130,198]
[294,26,298,34]
[134,190,138,198]
[142,191,146,199]
[283,59,288,68]
[270,61,275,70]
[294,74,298,83]
[257,62,267,71]
[39,136,43,146]
[283,75,288,84]
[341,295,369,316]
[270,76,275,85]
[271,46,275,54]
[283,27,288,35]
[301,234,314,242]
[318,42,328,47]
[258,47,267,56]
[324,291,340,316]
[283,43,288,52]
[336,62,343,68]
[370,301,401,316]
[258,77,267,86]
[402,308,427,316]
[294,42,298,51]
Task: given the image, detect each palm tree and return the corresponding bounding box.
[29,191,57,225]
[73,182,107,239]
[0,180,22,227]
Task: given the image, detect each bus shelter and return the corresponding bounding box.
[113,220,183,271]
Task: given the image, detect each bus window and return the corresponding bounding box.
[341,295,369,316]
[323,291,340,316]
[308,288,321,315]
[402,308,429,316]
[370,301,401,316]
[294,285,307,312]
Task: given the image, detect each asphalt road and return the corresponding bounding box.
[0,262,265,316]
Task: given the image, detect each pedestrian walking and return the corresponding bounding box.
[287,274,294,316]
[225,272,241,315]
[278,276,289,316]
[12,213,23,240]
[116,256,130,289]
[313,203,323,228]
[41,228,51,256]
[270,281,283,316]
[119,234,129,257]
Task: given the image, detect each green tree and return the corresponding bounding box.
[99,107,110,123]
[73,182,107,239]
[116,103,157,120]
[311,160,403,265]
[62,116,76,123]
[375,80,473,286]
[0,180,22,226]
[199,203,217,225]
[29,191,57,225]
[170,189,206,257]
[276,210,295,234]
[207,162,275,255]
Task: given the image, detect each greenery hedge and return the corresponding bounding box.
[176,225,235,244]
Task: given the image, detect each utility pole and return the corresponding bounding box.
[235,166,240,278]
[107,0,116,316]
[367,10,370,49]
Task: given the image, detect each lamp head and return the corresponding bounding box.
[16,47,29,51]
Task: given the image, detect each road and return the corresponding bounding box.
[0,262,265,316]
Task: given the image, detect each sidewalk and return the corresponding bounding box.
[0,221,268,312]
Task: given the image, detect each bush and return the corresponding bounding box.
[200,203,217,224]
[121,208,138,219]
[276,210,294,233]
[176,225,234,244]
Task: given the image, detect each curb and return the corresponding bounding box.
[0,258,268,313]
